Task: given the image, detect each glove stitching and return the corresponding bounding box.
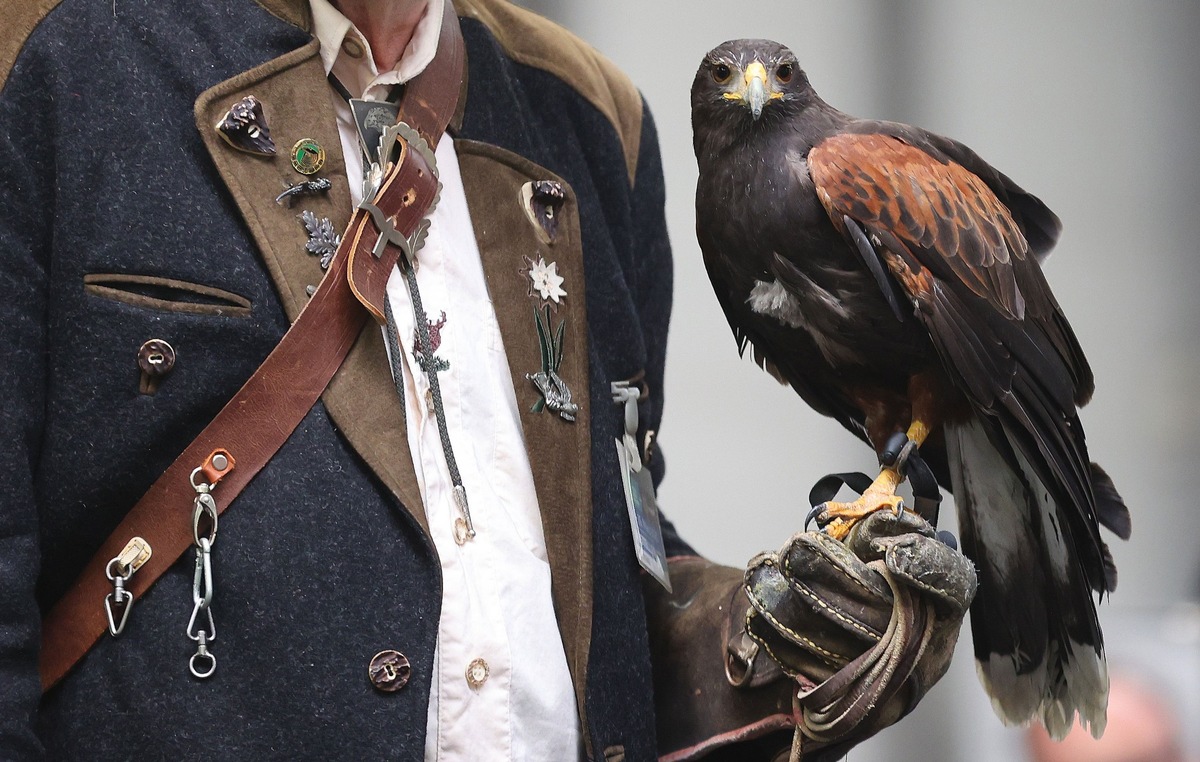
[750,632,803,680]
[755,608,849,663]
[783,540,877,598]
[791,580,882,641]
[780,547,883,639]
[747,623,833,680]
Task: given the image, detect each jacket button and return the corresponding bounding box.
[368,650,411,692]
[138,339,176,375]
[137,339,176,395]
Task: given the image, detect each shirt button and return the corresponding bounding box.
[368,650,411,692]
[341,36,365,59]
[465,658,489,689]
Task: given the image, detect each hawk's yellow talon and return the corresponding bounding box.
[815,468,905,540]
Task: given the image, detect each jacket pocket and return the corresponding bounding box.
[83,273,252,318]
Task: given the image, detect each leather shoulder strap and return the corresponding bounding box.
[40,2,465,692]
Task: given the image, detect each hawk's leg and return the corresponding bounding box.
[815,418,931,540]
[811,372,950,540]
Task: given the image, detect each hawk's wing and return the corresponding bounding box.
[807,132,1113,586]
[699,239,873,446]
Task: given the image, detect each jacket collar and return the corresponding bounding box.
[254,0,310,31]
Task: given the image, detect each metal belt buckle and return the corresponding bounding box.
[359,121,441,262]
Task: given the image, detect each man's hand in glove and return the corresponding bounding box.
[646,510,976,762]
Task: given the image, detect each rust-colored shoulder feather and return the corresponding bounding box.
[810,133,1028,320]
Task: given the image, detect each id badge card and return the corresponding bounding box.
[615,435,672,592]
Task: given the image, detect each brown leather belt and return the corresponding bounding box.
[39,2,465,692]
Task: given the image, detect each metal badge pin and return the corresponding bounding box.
[290,138,327,175]
[520,180,566,244]
[300,210,341,270]
[527,304,577,422]
[215,95,276,156]
[275,176,332,206]
[350,99,400,162]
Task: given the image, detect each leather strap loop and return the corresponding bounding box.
[39,4,466,692]
[789,564,936,761]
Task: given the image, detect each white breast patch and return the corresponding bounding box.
[747,277,859,365]
[747,279,806,328]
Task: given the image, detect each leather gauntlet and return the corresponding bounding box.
[744,510,976,760]
[647,511,975,762]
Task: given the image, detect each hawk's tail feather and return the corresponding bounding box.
[948,417,1108,740]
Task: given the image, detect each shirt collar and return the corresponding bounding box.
[308,0,445,93]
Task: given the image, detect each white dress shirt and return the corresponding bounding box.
[308,2,583,759]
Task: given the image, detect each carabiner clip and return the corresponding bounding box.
[192,537,214,611]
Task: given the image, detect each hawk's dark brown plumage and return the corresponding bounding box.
[691,39,1130,739]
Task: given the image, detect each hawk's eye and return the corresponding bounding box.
[712,63,732,84]
[776,63,794,83]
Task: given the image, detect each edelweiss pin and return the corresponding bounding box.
[215,96,275,156]
[527,305,577,422]
[523,256,567,305]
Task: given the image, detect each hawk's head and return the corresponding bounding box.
[691,40,818,160]
[691,40,812,124]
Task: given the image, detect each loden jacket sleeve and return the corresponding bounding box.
[0,43,54,759]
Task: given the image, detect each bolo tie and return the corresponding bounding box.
[329,72,477,543]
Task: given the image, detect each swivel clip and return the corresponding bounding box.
[104,537,152,637]
[186,461,226,680]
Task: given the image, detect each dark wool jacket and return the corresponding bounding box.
[0,0,794,758]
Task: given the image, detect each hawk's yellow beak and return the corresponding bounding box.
[720,59,783,119]
[745,61,768,120]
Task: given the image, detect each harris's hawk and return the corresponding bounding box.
[690,39,1131,739]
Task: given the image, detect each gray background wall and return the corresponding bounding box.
[517,1,1200,759]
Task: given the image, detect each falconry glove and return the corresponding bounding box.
[645,511,975,762]
[741,510,977,761]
